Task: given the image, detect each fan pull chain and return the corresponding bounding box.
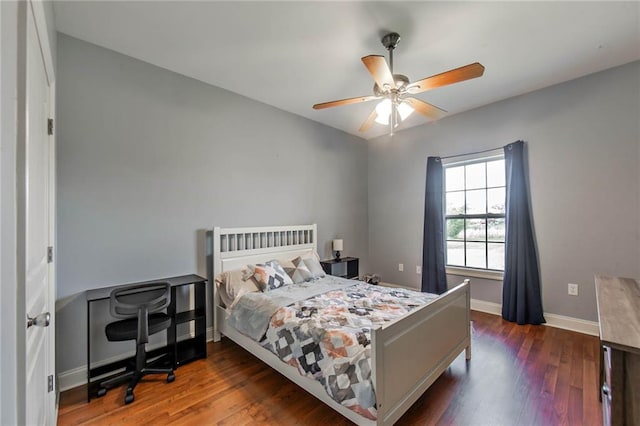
[388,39,395,135]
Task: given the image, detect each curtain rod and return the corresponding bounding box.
[436,143,514,161]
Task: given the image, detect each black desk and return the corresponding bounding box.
[86,274,207,401]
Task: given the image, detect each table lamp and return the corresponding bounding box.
[333,239,343,261]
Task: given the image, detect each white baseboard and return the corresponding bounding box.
[58,327,217,392]
[470,299,502,315]
[543,312,599,336]
[470,298,599,336]
[58,365,90,392]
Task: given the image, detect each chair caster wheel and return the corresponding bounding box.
[167,373,175,383]
[97,388,107,397]
[125,390,134,404]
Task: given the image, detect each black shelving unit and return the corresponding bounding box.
[167,276,207,367]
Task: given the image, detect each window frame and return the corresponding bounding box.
[442,151,505,281]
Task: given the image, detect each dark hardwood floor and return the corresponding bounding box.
[58,311,602,425]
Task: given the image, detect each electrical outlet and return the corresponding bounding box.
[416,266,422,274]
[398,263,404,272]
[568,283,579,296]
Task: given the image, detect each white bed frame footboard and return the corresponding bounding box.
[372,281,470,425]
[212,224,471,426]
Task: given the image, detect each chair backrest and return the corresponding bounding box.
[110,282,171,319]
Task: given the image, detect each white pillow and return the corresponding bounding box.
[215,268,261,308]
[302,254,326,279]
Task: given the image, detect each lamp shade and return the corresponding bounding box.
[332,239,343,251]
[374,99,392,125]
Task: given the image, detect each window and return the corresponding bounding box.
[444,156,505,271]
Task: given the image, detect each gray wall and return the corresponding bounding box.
[368,61,640,322]
[55,34,369,373]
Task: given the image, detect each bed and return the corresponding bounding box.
[212,224,471,426]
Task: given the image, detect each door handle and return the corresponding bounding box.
[27,312,50,329]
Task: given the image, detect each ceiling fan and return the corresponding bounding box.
[313,32,485,135]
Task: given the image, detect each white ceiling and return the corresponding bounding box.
[53,1,640,139]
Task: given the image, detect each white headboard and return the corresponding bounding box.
[211,224,317,340]
[213,224,318,276]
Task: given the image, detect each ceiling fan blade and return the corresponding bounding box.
[404,97,447,120]
[313,95,379,110]
[359,107,378,132]
[407,62,485,94]
[361,55,396,90]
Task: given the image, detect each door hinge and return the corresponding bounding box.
[47,118,54,136]
[47,375,54,393]
[47,246,53,263]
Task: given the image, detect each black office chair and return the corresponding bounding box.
[97,282,175,404]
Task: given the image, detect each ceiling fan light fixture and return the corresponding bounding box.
[397,102,414,121]
[374,99,414,126]
[374,99,392,125]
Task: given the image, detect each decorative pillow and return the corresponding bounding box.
[253,260,293,290]
[277,257,295,270]
[241,265,255,282]
[283,256,314,283]
[214,268,261,308]
[303,255,326,279]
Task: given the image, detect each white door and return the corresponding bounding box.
[24,2,55,424]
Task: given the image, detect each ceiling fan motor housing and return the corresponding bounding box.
[373,74,410,96]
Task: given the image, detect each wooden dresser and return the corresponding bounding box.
[595,275,640,426]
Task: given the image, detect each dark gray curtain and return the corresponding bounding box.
[502,141,545,324]
[422,157,447,294]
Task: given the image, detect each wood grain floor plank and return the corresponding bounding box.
[58,311,602,425]
[583,346,602,424]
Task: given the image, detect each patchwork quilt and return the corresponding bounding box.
[261,283,437,420]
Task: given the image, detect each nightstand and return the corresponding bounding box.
[320,257,359,279]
